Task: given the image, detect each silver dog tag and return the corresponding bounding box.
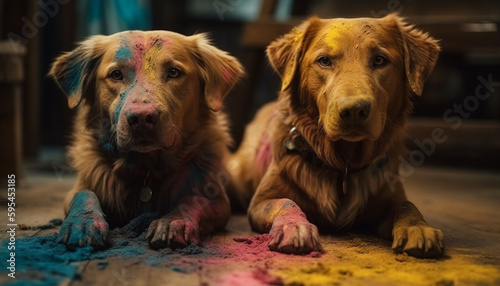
[140,186,152,202]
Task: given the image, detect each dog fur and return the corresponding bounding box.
[50,30,243,250]
[228,14,444,258]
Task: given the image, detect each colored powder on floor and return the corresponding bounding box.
[1,212,326,285]
[18,218,63,231]
[251,268,284,285]
[191,233,322,265]
[0,212,216,285]
[215,268,283,286]
[1,235,93,286]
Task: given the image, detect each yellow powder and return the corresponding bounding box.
[267,237,500,285]
[323,22,354,56]
[143,45,161,81]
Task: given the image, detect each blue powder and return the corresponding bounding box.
[1,235,92,285]
[114,46,132,62]
[111,44,137,125]
[60,59,84,98]
[1,212,212,285]
[59,190,108,250]
[112,96,124,124]
[112,86,135,124]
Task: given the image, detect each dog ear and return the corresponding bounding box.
[388,14,440,96]
[267,17,322,91]
[190,34,244,112]
[49,35,107,108]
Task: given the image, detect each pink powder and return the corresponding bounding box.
[202,234,322,263]
[255,132,272,178]
[200,234,321,283]
[94,220,108,232]
[221,68,235,84]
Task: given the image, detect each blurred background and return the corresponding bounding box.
[1,0,499,181]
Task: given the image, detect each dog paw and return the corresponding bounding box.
[146,217,200,250]
[58,211,109,250]
[58,191,109,250]
[268,219,321,254]
[392,225,444,258]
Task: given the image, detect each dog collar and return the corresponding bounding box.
[284,126,388,194]
[124,151,197,203]
[284,126,325,167]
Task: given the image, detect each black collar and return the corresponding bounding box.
[283,126,388,194]
[284,126,325,167]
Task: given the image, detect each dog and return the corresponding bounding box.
[50,30,243,250]
[228,14,444,258]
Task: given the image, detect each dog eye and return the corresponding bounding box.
[167,68,181,78]
[317,56,332,67]
[109,70,124,81]
[373,56,388,67]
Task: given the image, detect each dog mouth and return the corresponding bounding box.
[117,128,181,153]
[339,131,371,142]
[128,140,163,152]
[324,125,376,142]
[114,118,182,153]
[116,133,164,153]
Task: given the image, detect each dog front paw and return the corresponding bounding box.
[58,214,109,250]
[58,190,109,250]
[146,217,200,250]
[392,225,444,258]
[268,219,321,254]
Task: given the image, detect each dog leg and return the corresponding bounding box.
[58,190,109,250]
[146,195,229,249]
[391,201,444,258]
[250,198,321,254]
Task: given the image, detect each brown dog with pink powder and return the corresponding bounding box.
[50,31,243,250]
[228,14,444,258]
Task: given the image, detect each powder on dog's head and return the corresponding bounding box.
[266,13,440,96]
[50,30,243,154]
[266,14,440,144]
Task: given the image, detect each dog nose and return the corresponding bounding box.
[338,99,371,124]
[126,108,158,130]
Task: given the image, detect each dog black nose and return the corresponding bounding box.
[339,99,371,124]
[126,109,158,130]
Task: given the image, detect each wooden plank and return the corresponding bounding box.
[242,13,500,53]
[149,265,201,286]
[407,119,500,168]
[240,18,301,48]
[405,167,500,262]
[70,257,150,286]
[258,0,278,18]
[0,40,26,181]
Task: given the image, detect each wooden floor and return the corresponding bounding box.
[1,165,499,285]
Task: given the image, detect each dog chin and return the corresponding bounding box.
[129,144,163,153]
[117,142,163,153]
[338,135,364,142]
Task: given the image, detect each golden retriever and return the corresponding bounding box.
[50,31,243,250]
[228,14,444,258]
